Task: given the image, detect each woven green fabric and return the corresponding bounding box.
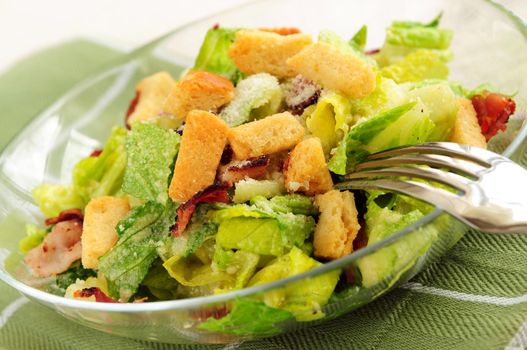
[0,41,526,350]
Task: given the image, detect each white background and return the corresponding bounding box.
[0,0,524,74]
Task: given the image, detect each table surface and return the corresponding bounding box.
[0,0,524,75]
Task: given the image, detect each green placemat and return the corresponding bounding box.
[1,40,526,350]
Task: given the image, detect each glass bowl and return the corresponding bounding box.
[1,0,527,344]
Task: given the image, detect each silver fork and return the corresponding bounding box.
[334,142,527,234]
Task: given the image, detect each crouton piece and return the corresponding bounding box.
[284,137,333,195]
[81,196,130,269]
[287,42,376,99]
[228,112,305,159]
[259,27,301,36]
[127,72,177,124]
[450,97,487,149]
[163,70,235,121]
[169,110,229,202]
[229,30,313,79]
[313,190,361,260]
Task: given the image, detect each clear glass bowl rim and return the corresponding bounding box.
[0,0,526,313]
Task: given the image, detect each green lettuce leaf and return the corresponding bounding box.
[193,27,243,83]
[248,247,340,321]
[250,194,317,216]
[122,123,180,204]
[32,184,85,218]
[381,49,449,83]
[329,102,435,174]
[357,192,437,288]
[55,261,97,292]
[350,25,367,50]
[350,76,407,118]
[232,178,286,204]
[305,91,352,153]
[140,259,179,300]
[220,73,282,127]
[99,200,176,301]
[18,224,48,253]
[73,127,127,203]
[198,299,293,336]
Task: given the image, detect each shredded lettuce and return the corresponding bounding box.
[122,123,180,204]
[198,299,293,336]
[329,102,435,174]
[248,247,340,321]
[305,91,352,153]
[220,73,282,127]
[193,27,243,83]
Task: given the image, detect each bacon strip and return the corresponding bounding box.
[44,208,84,226]
[24,220,83,277]
[472,92,516,141]
[220,144,234,165]
[218,155,270,183]
[125,90,141,129]
[89,149,103,157]
[192,304,229,321]
[172,183,232,237]
[259,27,301,36]
[75,287,118,303]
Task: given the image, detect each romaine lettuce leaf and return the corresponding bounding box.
[248,247,340,321]
[32,184,85,218]
[305,91,352,153]
[18,224,48,253]
[381,49,449,83]
[73,127,127,203]
[232,178,286,204]
[350,25,367,50]
[163,254,232,287]
[99,200,176,301]
[140,259,179,300]
[329,102,435,174]
[250,194,317,216]
[55,260,97,292]
[350,76,407,118]
[198,299,293,336]
[357,192,437,288]
[193,27,243,83]
[122,122,180,204]
[220,73,282,127]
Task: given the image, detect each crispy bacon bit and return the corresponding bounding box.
[282,75,322,115]
[75,287,118,303]
[365,48,380,55]
[260,27,301,36]
[193,304,229,321]
[220,144,234,165]
[344,267,356,284]
[44,208,84,226]
[219,155,271,183]
[172,183,232,236]
[125,90,141,129]
[212,23,220,30]
[472,92,516,141]
[24,220,83,277]
[90,149,103,157]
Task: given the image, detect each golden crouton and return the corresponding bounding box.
[163,70,235,122]
[127,72,177,124]
[81,196,130,269]
[287,42,376,99]
[313,190,361,260]
[169,110,229,202]
[228,112,305,159]
[284,137,333,195]
[229,30,313,79]
[450,97,487,149]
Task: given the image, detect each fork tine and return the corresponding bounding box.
[366,142,495,168]
[355,153,483,178]
[345,166,471,193]
[335,179,465,222]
